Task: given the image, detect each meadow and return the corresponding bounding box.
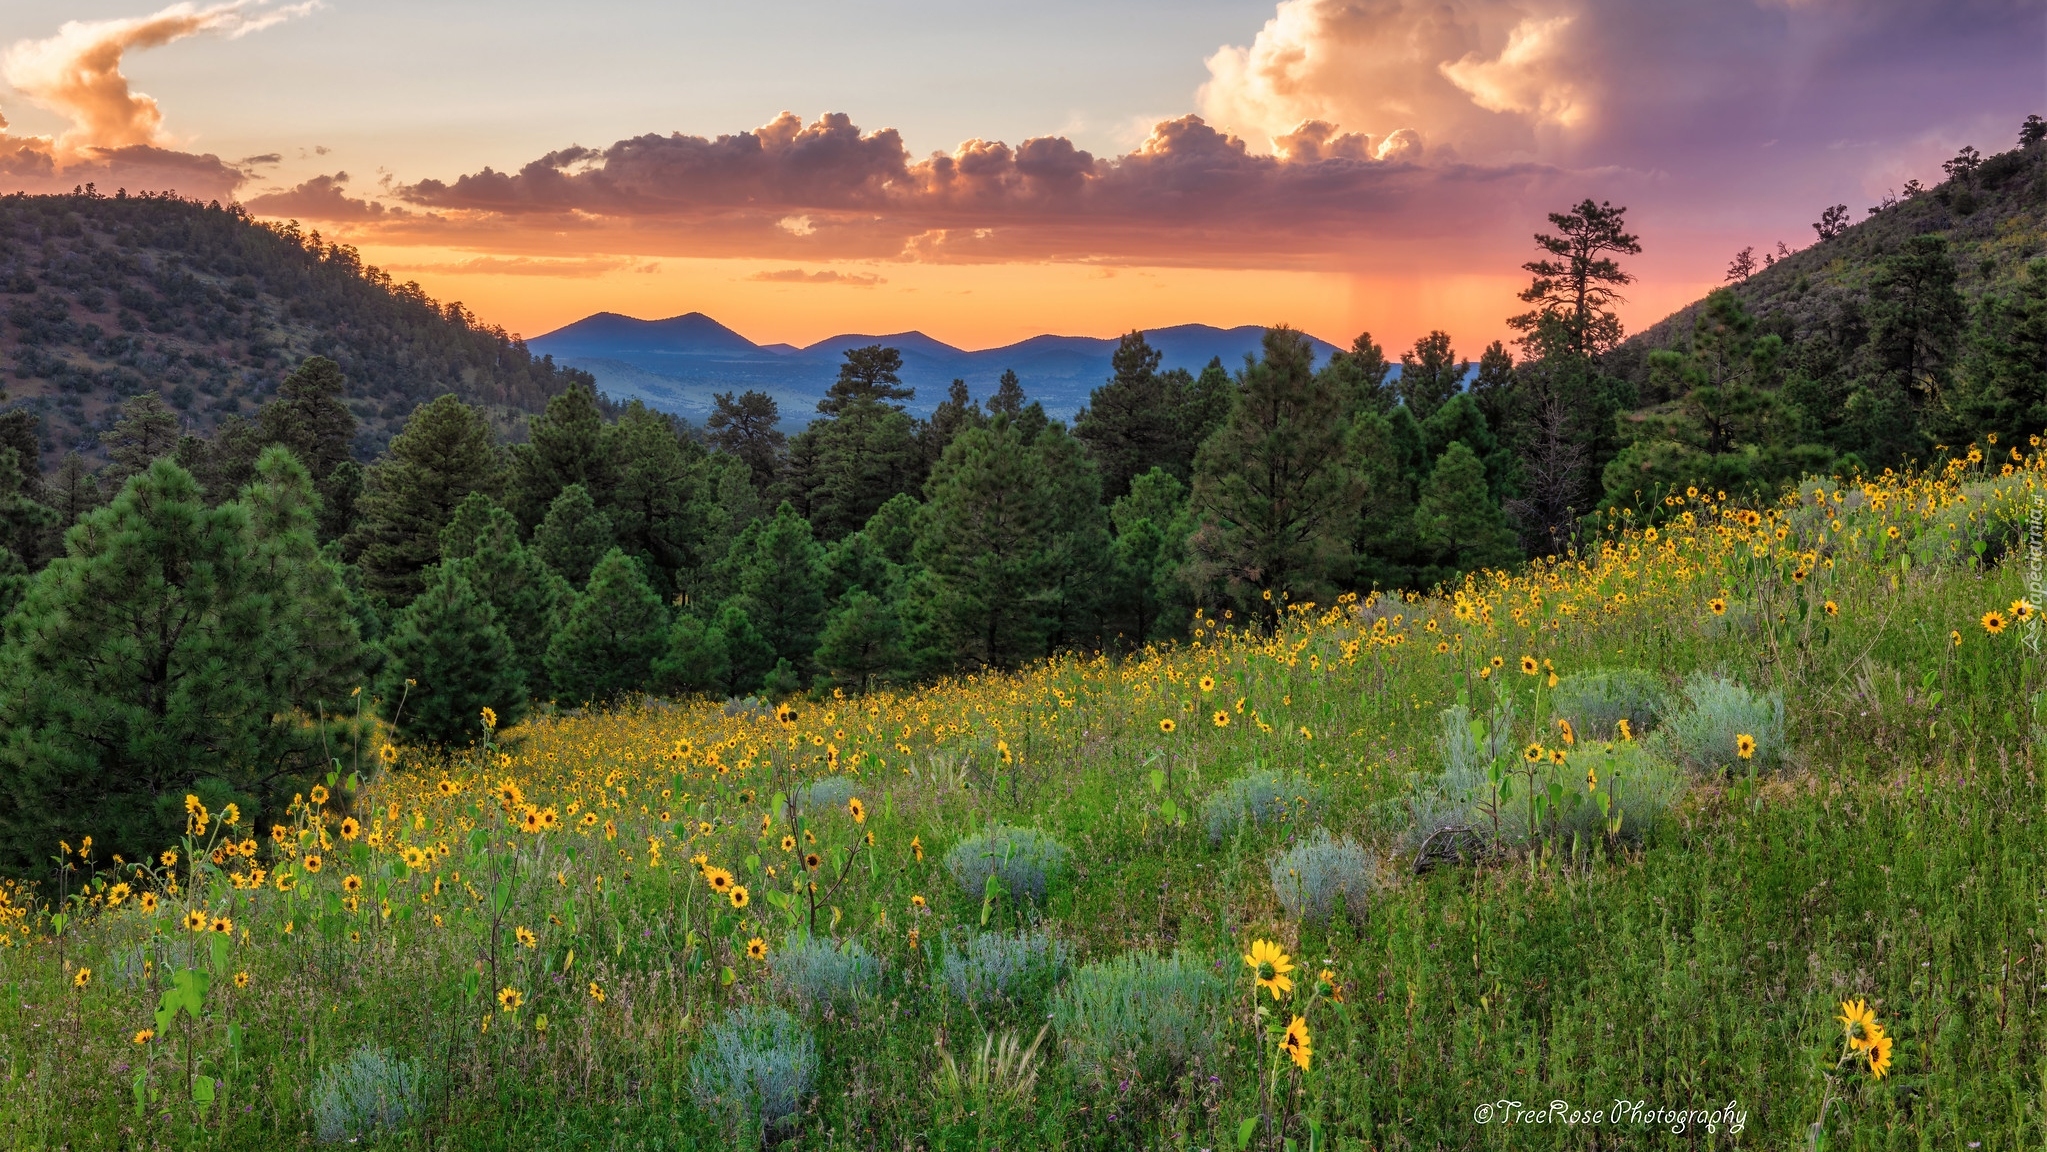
[2,439,2043,1152]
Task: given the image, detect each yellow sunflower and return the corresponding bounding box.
[1243,939,1295,1001]
[516,926,537,948]
[1735,733,1757,760]
[1198,675,1216,693]
[1982,610,2008,635]
[848,797,867,824]
[1213,710,1231,729]
[1519,655,1539,676]
[1708,597,1728,616]
[1867,1028,1893,1078]
[338,817,360,841]
[747,937,769,961]
[1158,718,1176,734]
[1281,1014,1312,1071]
[704,867,734,893]
[497,987,523,1012]
[729,885,750,909]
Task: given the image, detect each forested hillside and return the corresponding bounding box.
[1601,125,2045,497]
[0,190,593,466]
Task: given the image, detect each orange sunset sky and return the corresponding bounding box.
[0,0,2037,352]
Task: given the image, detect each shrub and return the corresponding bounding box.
[1408,703,1510,848]
[770,937,881,1011]
[1666,673,1785,775]
[1268,831,1375,922]
[1051,950,1229,1091]
[1201,769,1322,844]
[944,825,1071,905]
[786,775,861,817]
[940,929,1069,1019]
[1552,668,1670,741]
[689,1005,817,1136]
[1498,740,1686,844]
[310,1044,425,1145]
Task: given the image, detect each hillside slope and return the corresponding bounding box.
[1612,137,2045,382]
[0,191,592,466]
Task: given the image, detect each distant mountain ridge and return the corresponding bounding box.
[532,312,1345,422]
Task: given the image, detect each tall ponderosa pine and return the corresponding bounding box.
[533,483,615,587]
[378,563,524,746]
[728,503,827,674]
[916,418,1058,669]
[349,394,501,605]
[1184,327,1361,621]
[815,588,904,693]
[1321,332,1395,417]
[1074,331,1179,501]
[1414,442,1519,574]
[1508,199,1642,358]
[707,390,786,493]
[0,458,364,868]
[506,383,612,530]
[1398,332,1468,422]
[547,549,670,703]
[258,356,358,482]
[441,493,572,699]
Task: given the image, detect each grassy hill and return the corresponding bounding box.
[0,443,2037,1148]
[0,190,593,467]
[1611,136,2046,385]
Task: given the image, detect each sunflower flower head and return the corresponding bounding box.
[1243,939,1295,1001]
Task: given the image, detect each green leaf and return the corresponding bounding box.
[744,854,761,874]
[719,965,736,987]
[1237,1117,1259,1150]
[208,932,229,974]
[1148,769,1166,794]
[193,1075,215,1108]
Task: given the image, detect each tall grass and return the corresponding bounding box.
[0,447,2040,1149]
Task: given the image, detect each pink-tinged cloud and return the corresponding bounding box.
[377,110,1549,267]
[242,171,401,220]
[336,0,2034,273]
[378,255,657,278]
[0,1,314,200]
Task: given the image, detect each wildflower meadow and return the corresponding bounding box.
[2,441,2043,1150]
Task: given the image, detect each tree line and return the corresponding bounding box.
[0,120,2039,868]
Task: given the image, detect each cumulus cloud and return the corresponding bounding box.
[243,171,402,220]
[0,1,313,199]
[384,109,1517,266]
[748,268,885,286]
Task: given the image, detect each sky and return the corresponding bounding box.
[0,0,2039,353]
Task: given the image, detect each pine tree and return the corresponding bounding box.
[707,390,785,493]
[103,392,182,485]
[1321,332,1395,417]
[916,419,1056,669]
[241,446,370,711]
[546,549,670,704]
[1469,341,1517,433]
[654,611,731,696]
[1414,442,1519,575]
[815,588,903,692]
[1508,199,1641,358]
[348,394,502,606]
[506,382,613,529]
[257,356,357,482]
[1033,426,1111,654]
[378,563,525,746]
[1184,327,1361,621]
[603,401,712,596]
[787,400,926,541]
[1107,466,1189,645]
[820,346,914,415]
[533,483,615,587]
[1398,332,1468,422]
[0,459,336,867]
[709,602,776,695]
[729,503,827,673]
[442,494,572,699]
[1074,331,1181,501]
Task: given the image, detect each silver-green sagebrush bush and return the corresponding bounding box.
[1667,672,1786,774]
[1201,768,1322,844]
[1407,703,1509,847]
[785,774,861,817]
[1498,740,1686,844]
[770,937,881,1010]
[310,1044,425,1145]
[940,929,1069,1018]
[1552,668,1670,740]
[1050,950,1229,1091]
[689,1005,817,1135]
[1268,830,1375,922]
[944,825,1071,904]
